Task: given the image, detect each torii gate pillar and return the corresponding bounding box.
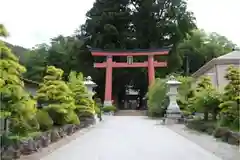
[104,56,113,106]
[148,55,155,85]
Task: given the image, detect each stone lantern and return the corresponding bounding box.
[84,76,99,123]
[83,76,97,99]
[165,75,182,124]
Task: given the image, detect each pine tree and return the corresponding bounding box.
[195,76,213,92]
[82,0,131,49]
[36,66,80,125]
[191,76,221,121]
[0,24,38,134]
[219,66,240,130]
[68,71,95,119]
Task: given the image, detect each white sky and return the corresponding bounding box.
[0,0,239,48]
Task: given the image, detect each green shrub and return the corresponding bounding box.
[94,105,101,115]
[68,71,96,119]
[75,105,95,119]
[0,26,39,135]
[176,76,194,110]
[94,98,102,117]
[147,78,168,117]
[36,110,53,131]
[190,76,221,121]
[219,66,240,131]
[186,119,217,135]
[36,66,79,126]
[0,131,41,147]
[102,105,117,113]
[182,110,192,118]
[9,117,38,135]
[64,110,80,124]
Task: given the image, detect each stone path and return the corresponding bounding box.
[40,116,226,160]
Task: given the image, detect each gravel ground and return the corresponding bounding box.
[167,124,240,160]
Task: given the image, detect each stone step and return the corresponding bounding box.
[115,110,146,116]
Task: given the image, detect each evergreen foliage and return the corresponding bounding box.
[219,66,240,130]
[178,30,236,74]
[36,66,80,125]
[0,24,8,37]
[102,105,117,113]
[195,76,213,92]
[176,76,194,111]
[190,76,221,120]
[68,71,95,119]
[36,110,53,131]
[0,24,38,134]
[24,44,49,82]
[147,78,169,117]
[17,0,237,101]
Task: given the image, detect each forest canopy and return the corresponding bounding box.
[3,0,238,101]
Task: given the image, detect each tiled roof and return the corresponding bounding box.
[192,51,240,78]
[217,51,240,60]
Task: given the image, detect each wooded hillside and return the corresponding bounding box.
[3,41,29,64]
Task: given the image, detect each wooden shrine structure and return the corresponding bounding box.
[90,49,169,106]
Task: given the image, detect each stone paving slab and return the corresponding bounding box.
[41,116,222,160]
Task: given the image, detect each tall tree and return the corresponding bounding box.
[178,29,236,74]
[131,0,196,74]
[82,0,131,49]
[79,0,197,100]
[80,0,132,99]
[47,36,87,79]
[24,44,49,82]
[131,0,196,48]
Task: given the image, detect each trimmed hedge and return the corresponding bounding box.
[36,110,53,131]
[102,105,117,113]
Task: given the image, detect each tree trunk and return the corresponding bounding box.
[204,111,208,121]
[212,111,217,121]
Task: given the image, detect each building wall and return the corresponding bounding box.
[24,85,38,96]
[194,67,217,88]
[216,64,239,91]
[194,64,239,92]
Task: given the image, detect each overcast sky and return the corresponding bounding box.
[0,0,239,48]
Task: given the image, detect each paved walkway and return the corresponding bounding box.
[40,116,223,160]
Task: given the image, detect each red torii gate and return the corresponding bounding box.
[90,49,169,106]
